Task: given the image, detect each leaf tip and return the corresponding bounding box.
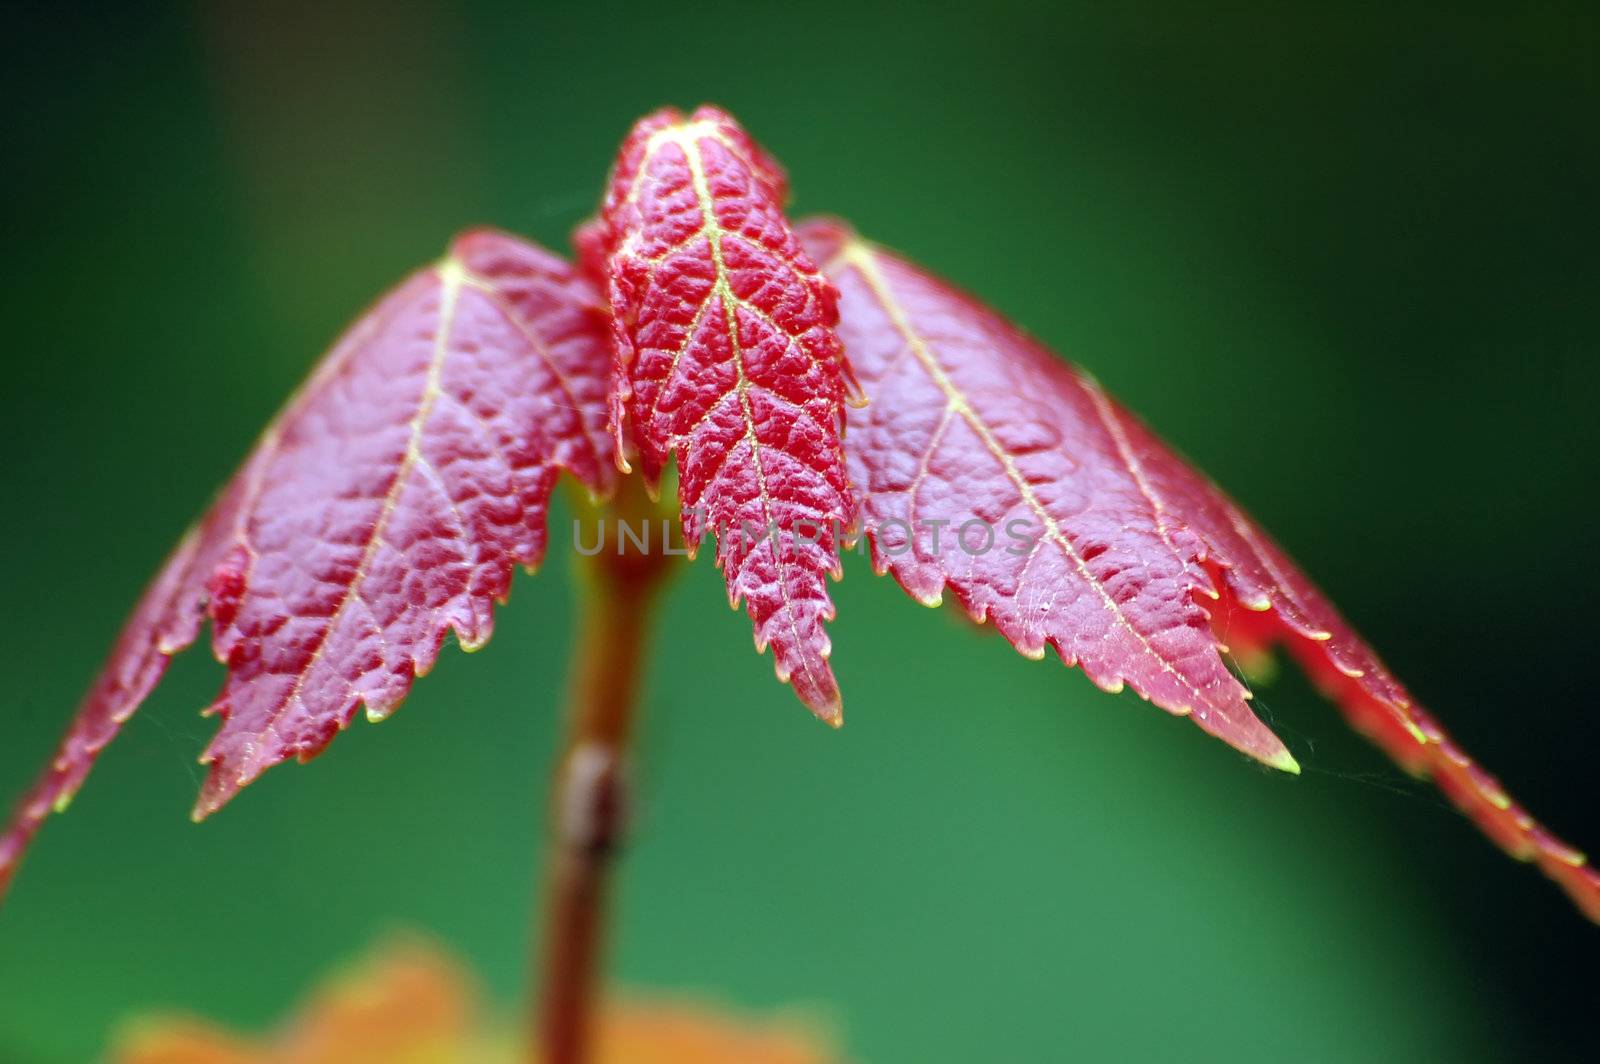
[192,764,245,823]
[1266,746,1302,775]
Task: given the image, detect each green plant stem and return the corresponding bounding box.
[535,481,674,1064]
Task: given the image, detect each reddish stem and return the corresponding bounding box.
[535,482,673,1064]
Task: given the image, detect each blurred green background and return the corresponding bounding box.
[2,2,1595,1060]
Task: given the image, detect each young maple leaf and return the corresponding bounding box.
[1,104,1593,932]
[577,106,856,720]
[799,217,1600,920]
[0,230,615,896]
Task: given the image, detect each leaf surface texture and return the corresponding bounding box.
[584,107,855,718]
[802,218,1600,919]
[0,231,614,893]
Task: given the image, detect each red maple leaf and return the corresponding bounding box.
[0,230,614,893]
[2,106,1594,934]
[579,106,856,719]
[800,217,1600,920]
